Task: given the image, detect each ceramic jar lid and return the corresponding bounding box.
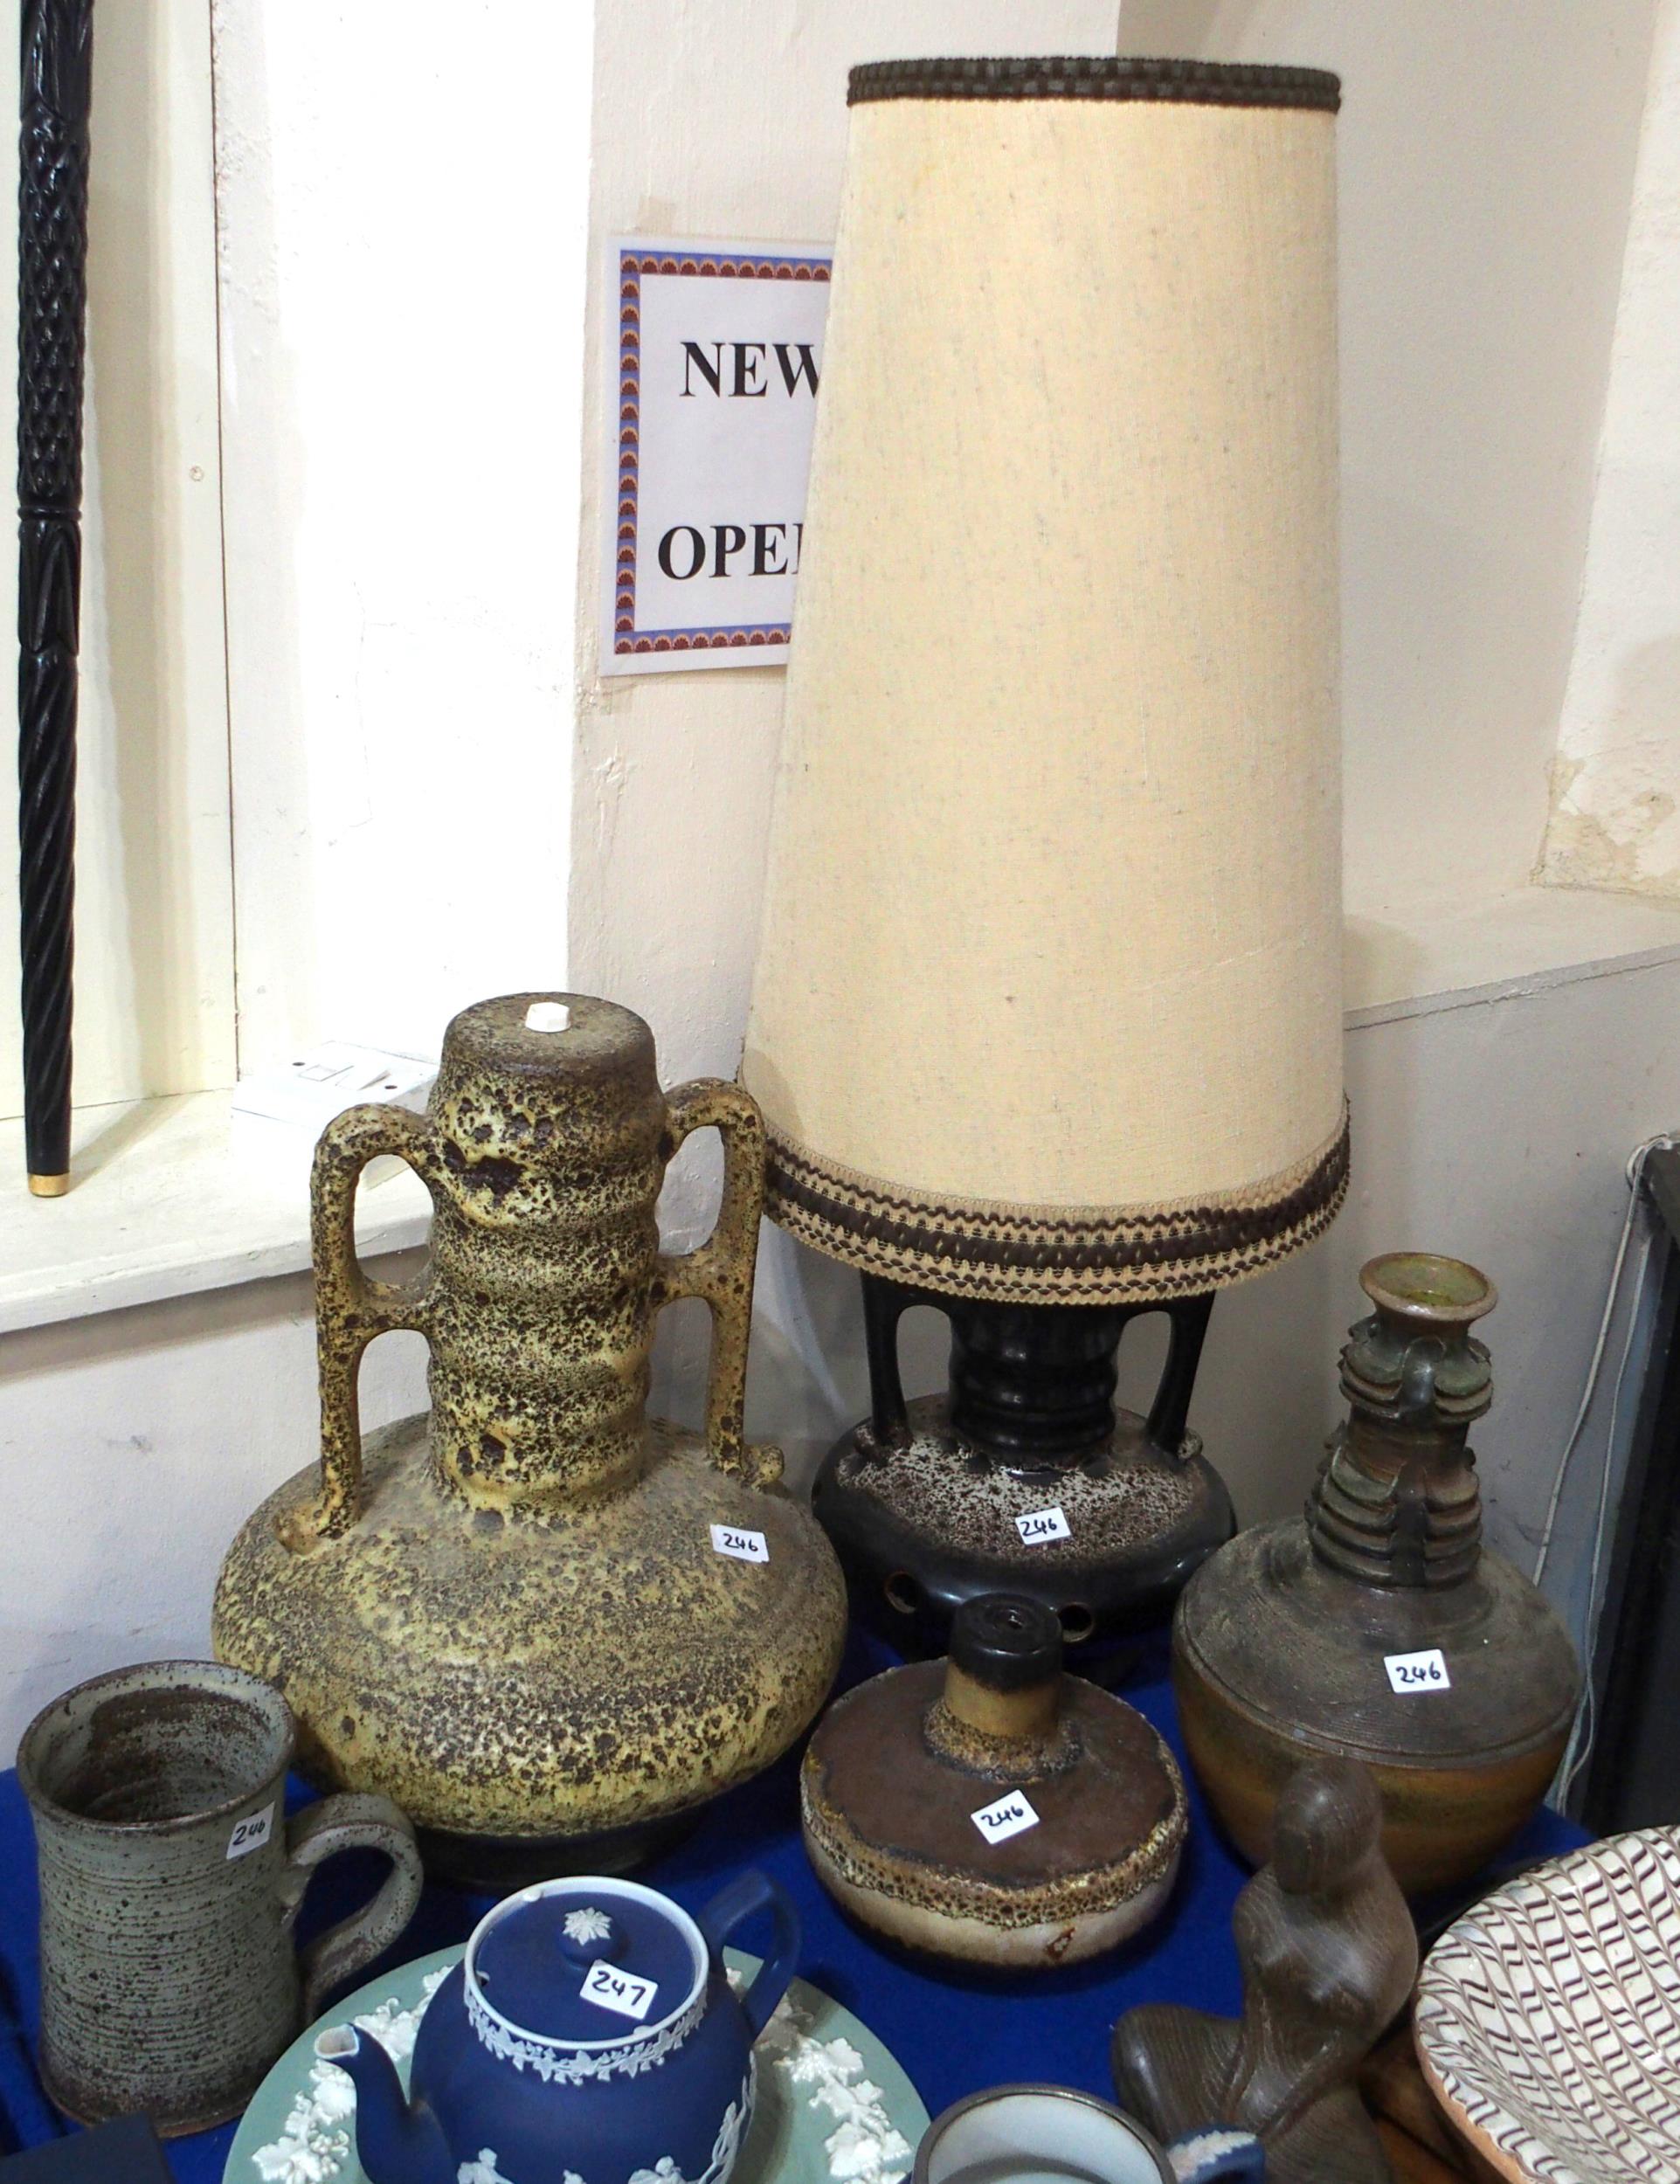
[467,1877,705,2044]
[802,1596,1186,1970]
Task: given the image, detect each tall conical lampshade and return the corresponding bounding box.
[742,57,1345,1646]
[744,56,1345,1304]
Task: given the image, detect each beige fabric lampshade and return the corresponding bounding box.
[742,57,1347,1305]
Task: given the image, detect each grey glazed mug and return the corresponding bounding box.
[18,1659,424,2136]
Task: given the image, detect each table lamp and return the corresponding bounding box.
[742,56,1346,1645]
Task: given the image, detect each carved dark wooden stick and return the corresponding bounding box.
[16,0,92,1195]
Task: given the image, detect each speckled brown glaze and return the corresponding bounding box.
[842,1397,1206,1555]
[214,995,847,1879]
[17,1661,420,2136]
[801,1608,1186,1969]
[1173,1254,1580,1897]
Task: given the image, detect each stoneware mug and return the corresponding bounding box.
[18,1658,425,2135]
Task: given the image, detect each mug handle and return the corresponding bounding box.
[696,1870,800,2042]
[279,1791,425,2021]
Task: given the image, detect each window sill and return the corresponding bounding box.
[6,884,1680,1339]
[0,1089,432,1337]
[1345,881,1680,1026]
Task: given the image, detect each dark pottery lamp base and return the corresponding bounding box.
[814,1276,1234,1651]
[412,1807,697,1892]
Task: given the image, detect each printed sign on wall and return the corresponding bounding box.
[603,237,832,675]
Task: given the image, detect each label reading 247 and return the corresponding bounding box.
[1385,1648,1451,1694]
[580,1960,659,2022]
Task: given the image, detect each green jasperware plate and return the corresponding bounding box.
[226,1947,929,2184]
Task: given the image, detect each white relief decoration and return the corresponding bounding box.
[457,2155,517,2184]
[626,2064,755,2184]
[252,1970,451,2183]
[563,1908,614,1946]
[731,1975,912,2184]
[254,1966,909,2184]
[467,1978,706,2082]
[1165,2128,1263,2184]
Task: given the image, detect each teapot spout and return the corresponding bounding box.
[315,2024,453,2184]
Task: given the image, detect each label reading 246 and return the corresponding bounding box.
[1015,1506,1071,1546]
[226,1803,275,1861]
[971,1791,1041,1845]
[709,1524,769,1565]
[1385,1648,1451,1694]
[580,1960,659,2022]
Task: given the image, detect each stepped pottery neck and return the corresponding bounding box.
[1307,1253,1497,1590]
[421,995,668,1515]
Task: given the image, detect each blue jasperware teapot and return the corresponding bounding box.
[319,1871,799,2184]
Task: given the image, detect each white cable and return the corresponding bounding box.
[1556,1222,1656,1804]
[1531,1130,1678,1807]
[1532,1134,1676,1586]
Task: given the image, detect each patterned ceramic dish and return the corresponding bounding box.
[225,1946,927,2184]
[1415,1826,1680,2184]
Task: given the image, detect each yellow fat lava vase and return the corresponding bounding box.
[214,994,847,1884]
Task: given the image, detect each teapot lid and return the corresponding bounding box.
[465,1876,707,2048]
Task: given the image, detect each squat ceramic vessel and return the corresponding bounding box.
[214,994,847,1883]
[321,1871,799,2184]
[803,1593,1186,1967]
[1173,1254,1581,1894]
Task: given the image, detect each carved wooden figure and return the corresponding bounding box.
[1113,1759,1418,2184]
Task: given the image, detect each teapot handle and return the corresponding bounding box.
[287,1104,441,1547]
[653,1081,782,1486]
[697,1870,800,2042]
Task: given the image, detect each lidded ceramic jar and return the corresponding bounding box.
[802,1594,1186,1967]
[213,994,848,1883]
[1173,1254,1582,1894]
[321,1871,799,2184]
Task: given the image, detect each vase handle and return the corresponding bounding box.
[287,1105,440,1548]
[653,1080,781,1485]
[697,1870,801,2042]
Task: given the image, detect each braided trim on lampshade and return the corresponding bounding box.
[847,57,1341,112]
[761,1106,1351,1305]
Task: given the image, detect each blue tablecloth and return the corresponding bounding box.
[0,1627,1587,2181]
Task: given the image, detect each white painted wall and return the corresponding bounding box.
[1115,0,1660,923]
[571,0,1123,1143]
[0,0,233,1116]
[1542,0,1680,899]
[0,1255,425,1756]
[213,0,593,1075]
